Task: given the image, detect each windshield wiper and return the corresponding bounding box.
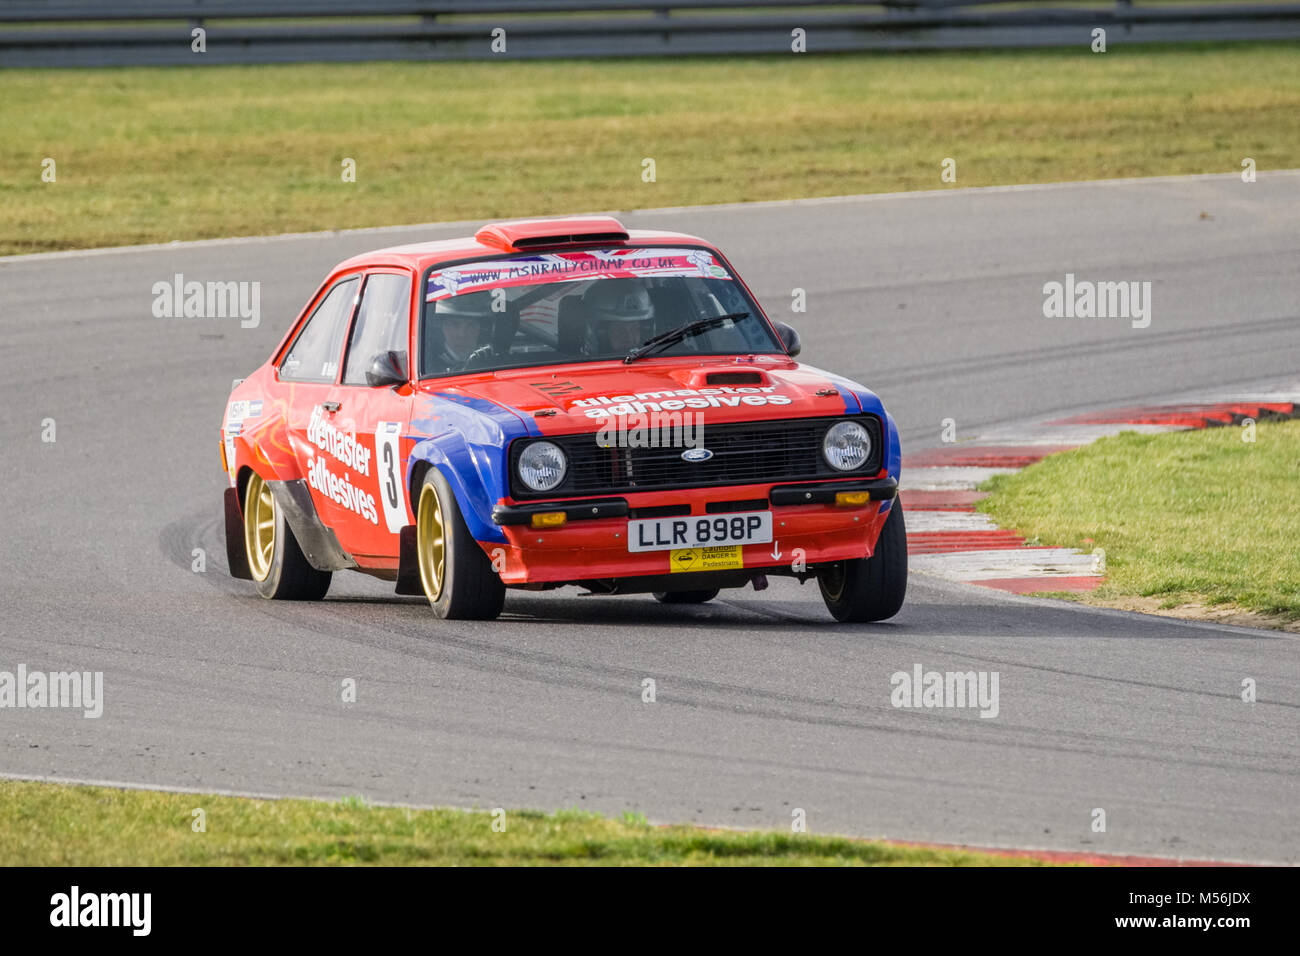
[623,312,749,364]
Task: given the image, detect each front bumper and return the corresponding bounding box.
[484,476,896,585]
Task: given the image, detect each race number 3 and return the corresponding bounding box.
[375,421,406,533]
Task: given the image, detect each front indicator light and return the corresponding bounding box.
[219,440,228,473]
[531,512,567,529]
[835,491,872,506]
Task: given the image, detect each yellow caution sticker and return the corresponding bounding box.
[669,545,743,573]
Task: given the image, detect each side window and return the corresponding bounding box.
[343,273,412,385]
[279,277,359,383]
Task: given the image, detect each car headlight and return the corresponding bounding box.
[517,441,567,492]
[822,421,871,471]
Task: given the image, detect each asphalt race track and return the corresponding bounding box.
[2,173,1298,862]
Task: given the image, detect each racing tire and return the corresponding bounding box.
[417,469,505,621]
[652,589,720,604]
[244,473,332,601]
[817,500,907,623]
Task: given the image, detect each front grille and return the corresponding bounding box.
[509,415,882,499]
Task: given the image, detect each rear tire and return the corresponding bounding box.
[818,500,907,623]
[652,589,720,605]
[244,473,331,601]
[416,469,505,621]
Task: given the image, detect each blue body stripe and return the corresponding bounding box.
[405,392,537,542]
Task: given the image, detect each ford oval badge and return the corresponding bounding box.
[682,448,714,462]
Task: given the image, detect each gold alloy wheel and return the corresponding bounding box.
[417,482,446,601]
[244,473,276,582]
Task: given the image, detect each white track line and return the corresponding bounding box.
[0,770,476,814]
[911,549,1099,580]
[1198,388,1300,405]
[906,511,1001,533]
[5,169,1297,264]
[966,423,1182,445]
[900,466,1018,492]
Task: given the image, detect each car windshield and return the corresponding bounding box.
[418,247,782,378]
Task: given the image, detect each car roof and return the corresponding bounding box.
[331,217,714,274]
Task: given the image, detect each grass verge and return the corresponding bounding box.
[2,42,1299,254]
[978,417,1300,626]
[0,780,1053,866]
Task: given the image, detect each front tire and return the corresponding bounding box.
[416,469,505,620]
[244,473,331,601]
[818,500,907,623]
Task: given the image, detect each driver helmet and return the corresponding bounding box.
[434,291,496,363]
[582,279,654,353]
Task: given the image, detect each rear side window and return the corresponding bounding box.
[343,273,412,385]
[279,277,359,383]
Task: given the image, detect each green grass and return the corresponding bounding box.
[0,780,1053,866]
[2,42,1298,254]
[978,418,1300,622]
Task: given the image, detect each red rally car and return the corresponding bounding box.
[221,216,906,622]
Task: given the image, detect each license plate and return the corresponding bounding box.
[627,511,772,552]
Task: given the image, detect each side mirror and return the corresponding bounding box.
[773,322,801,357]
[365,350,408,387]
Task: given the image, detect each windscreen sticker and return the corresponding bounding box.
[426,248,730,302]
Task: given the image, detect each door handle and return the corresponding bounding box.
[321,401,341,413]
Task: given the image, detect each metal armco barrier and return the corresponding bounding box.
[2,1,1298,67]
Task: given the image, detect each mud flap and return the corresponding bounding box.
[224,487,253,580]
[395,525,423,595]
